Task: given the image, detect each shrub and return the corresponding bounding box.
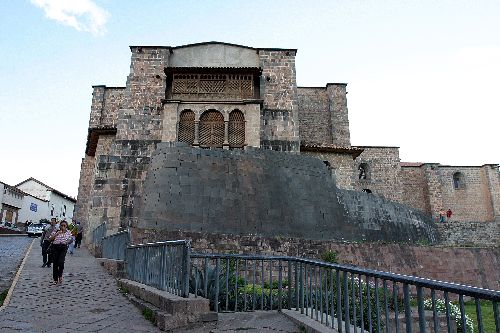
[424,298,474,333]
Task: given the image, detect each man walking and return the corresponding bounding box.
[446,209,453,222]
[41,218,58,267]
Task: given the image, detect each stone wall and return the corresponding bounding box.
[301,151,355,190]
[138,143,436,243]
[353,146,402,202]
[131,228,499,291]
[400,166,431,214]
[73,155,95,237]
[297,87,331,144]
[436,220,499,247]
[439,166,497,222]
[259,50,299,151]
[327,83,351,147]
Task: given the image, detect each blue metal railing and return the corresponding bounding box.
[102,230,130,260]
[125,240,190,297]
[91,222,106,246]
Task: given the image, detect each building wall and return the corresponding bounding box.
[352,147,402,202]
[400,166,431,214]
[259,50,300,151]
[297,87,331,144]
[73,155,96,236]
[439,166,496,222]
[300,151,355,189]
[327,84,351,147]
[16,180,50,201]
[18,195,50,224]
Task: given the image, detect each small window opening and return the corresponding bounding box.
[453,172,464,189]
[358,163,369,180]
[362,189,372,194]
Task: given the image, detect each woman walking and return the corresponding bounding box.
[49,220,73,284]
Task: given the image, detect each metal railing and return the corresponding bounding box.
[190,253,500,333]
[100,234,500,333]
[91,222,106,246]
[102,230,130,260]
[125,240,191,297]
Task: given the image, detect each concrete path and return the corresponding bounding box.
[0,241,161,333]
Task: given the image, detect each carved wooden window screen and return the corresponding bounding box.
[178,110,195,144]
[199,110,224,147]
[228,110,245,147]
[172,74,253,100]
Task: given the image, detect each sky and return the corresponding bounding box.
[0,0,499,198]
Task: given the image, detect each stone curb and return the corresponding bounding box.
[0,238,35,312]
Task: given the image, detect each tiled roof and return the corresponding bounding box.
[15,177,76,203]
[300,144,364,159]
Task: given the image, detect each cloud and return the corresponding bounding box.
[31,0,109,36]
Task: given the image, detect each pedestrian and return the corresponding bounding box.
[41,218,58,268]
[68,223,77,255]
[48,220,73,284]
[439,209,446,223]
[446,208,453,222]
[75,221,83,248]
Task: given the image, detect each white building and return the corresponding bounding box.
[16,178,77,224]
[0,181,24,227]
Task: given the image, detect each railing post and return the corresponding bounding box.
[181,240,191,298]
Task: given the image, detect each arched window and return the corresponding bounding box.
[453,172,464,189]
[358,163,369,180]
[178,110,195,145]
[228,110,245,147]
[199,110,224,148]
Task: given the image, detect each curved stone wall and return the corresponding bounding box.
[139,143,438,243]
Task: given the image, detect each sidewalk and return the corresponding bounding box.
[0,241,161,333]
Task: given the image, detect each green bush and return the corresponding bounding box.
[424,298,474,333]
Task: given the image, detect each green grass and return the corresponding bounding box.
[0,289,8,306]
[464,300,496,333]
[142,308,156,325]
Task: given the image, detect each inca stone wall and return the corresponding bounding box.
[138,143,437,243]
[259,50,300,151]
[131,228,499,290]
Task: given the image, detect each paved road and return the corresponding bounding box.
[0,236,33,291]
[0,243,161,333]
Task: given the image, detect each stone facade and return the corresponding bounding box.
[74,41,499,245]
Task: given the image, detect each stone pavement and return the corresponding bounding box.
[0,236,32,291]
[0,240,304,333]
[0,241,161,333]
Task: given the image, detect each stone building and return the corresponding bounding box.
[74,42,499,243]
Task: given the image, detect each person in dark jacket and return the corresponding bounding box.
[41,218,58,267]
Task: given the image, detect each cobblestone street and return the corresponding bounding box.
[0,236,33,291]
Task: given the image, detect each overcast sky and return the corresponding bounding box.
[0,0,499,198]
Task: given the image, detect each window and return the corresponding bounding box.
[453,172,464,189]
[358,163,369,180]
[228,110,245,147]
[178,110,195,144]
[199,110,224,148]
